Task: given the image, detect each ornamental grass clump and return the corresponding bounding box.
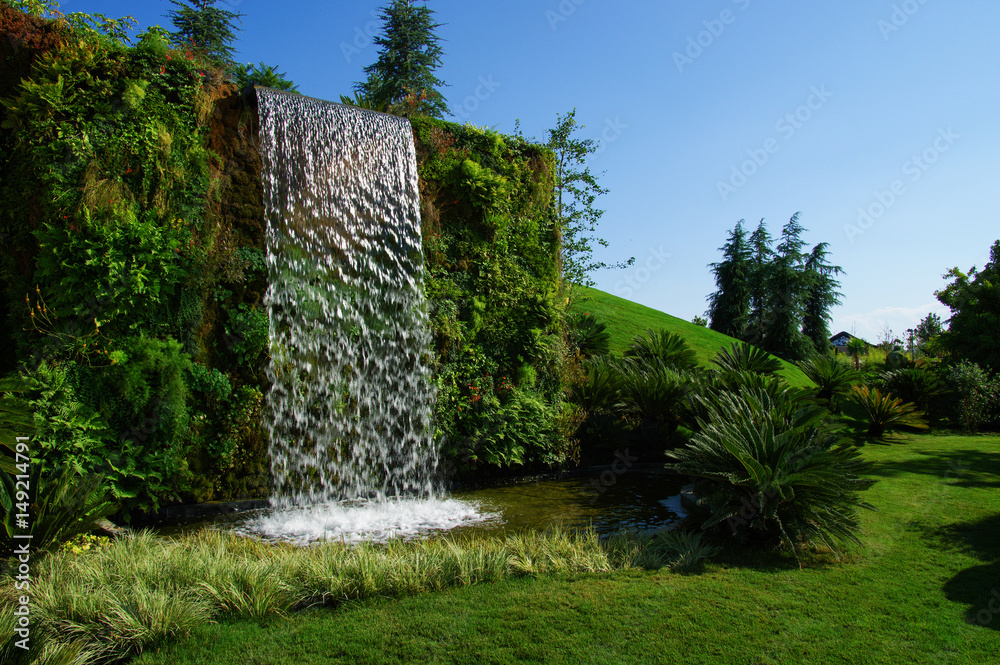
[666,387,876,562]
[3,526,689,662]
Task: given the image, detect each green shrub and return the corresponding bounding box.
[666,388,875,561]
[620,366,693,432]
[569,312,610,358]
[797,355,858,411]
[647,529,722,571]
[1,464,116,557]
[712,342,782,376]
[624,329,698,372]
[573,356,623,414]
[0,375,35,476]
[878,366,948,418]
[944,360,1000,431]
[842,385,928,440]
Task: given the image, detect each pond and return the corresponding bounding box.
[154,469,692,545]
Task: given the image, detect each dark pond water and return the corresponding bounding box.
[153,470,692,545]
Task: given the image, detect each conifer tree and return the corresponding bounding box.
[707,220,751,338]
[763,213,812,361]
[356,0,449,117]
[801,242,844,355]
[166,0,243,65]
[744,220,774,345]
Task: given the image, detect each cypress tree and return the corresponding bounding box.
[707,220,751,338]
[356,0,449,117]
[762,213,812,361]
[744,219,774,346]
[801,242,844,356]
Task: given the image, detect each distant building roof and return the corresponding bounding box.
[830,331,869,347]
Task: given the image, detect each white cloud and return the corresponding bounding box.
[834,301,950,343]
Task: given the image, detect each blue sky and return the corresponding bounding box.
[71,0,1000,342]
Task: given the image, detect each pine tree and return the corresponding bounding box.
[744,220,774,345]
[763,213,812,361]
[166,0,243,65]
[707,220,751,338]
[356,0,449,118]
[801,242,844,355]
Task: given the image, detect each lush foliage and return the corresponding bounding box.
[232,61,298,92]
[842,385,929,439]
[0,526,705,662]
[712,341,782,376]
[623,329,698,373]
[797,354,857,410]
[667,387,875,561]
[944,360,1000,431]
[0,11,270,513]
[166,0,242,65]
[355,0,448,117]
[412,117,574,472]
[568,312,610,358]
[541,109,632,286]
[936,239,1000,374]
[707,219,750,338]
[1,463,116,557]
[708,215,842,361]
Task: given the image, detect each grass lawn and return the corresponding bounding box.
[568,284,813,388]
[135,432,1000,665]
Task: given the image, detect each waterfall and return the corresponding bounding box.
[256,87,439,509]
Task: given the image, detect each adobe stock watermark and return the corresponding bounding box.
[878,0,932,40]
[615,245,671,299]
[452,75,501,122]
[592,116,628,157]
[339,9,382,64]
[843,127,959,243]
[673,0,752,74]
[545,0,588,31]
[716,85,833,202]
[580,448,639,503]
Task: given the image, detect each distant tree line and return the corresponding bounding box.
[706,214,843,362]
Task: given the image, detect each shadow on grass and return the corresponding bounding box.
[865,446,1000,489]
[940,513,1000,631]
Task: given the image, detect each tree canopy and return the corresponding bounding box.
[355,0,449,117]
[544,109,632,286]
[166,0,242,65]
[936,240,1000,373]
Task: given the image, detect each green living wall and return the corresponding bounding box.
[0,7,574,518]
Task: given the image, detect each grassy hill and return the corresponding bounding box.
[568,285,813,388]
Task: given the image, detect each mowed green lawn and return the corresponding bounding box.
[568,284,813,388]
[136,433,1000,665]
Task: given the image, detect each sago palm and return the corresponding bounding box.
[666,389,875,562]
[842,385,929,439]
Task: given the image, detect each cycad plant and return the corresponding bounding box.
[624,329,698,372]
[666,388,875,562]
[573,356,624,414]
[878,367,947,416]
[570,313,611,358]
[712,342,782,376]
[620,365,693,432]
[797,355,858,411]
[842,385,929,440]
